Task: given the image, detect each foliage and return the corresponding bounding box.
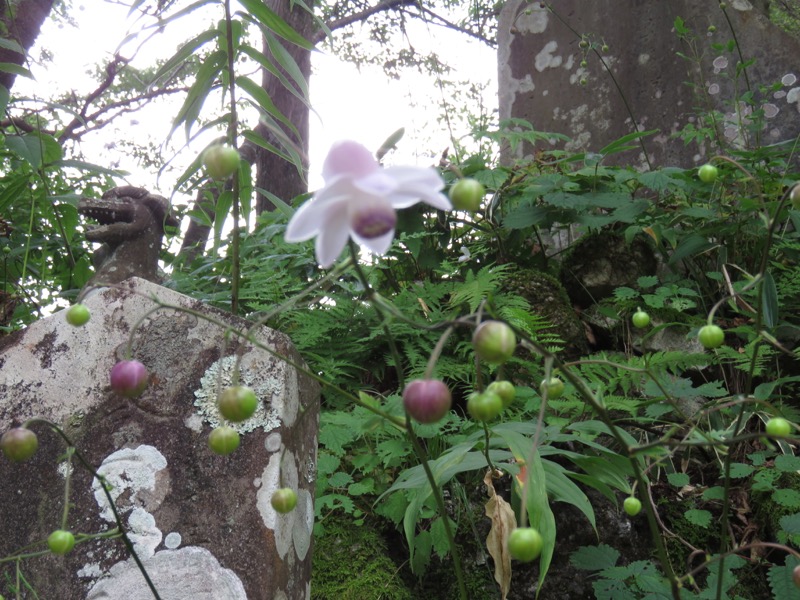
[3,1,800,600]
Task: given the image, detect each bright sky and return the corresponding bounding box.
[20,1,497,197]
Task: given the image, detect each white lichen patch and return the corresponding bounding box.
[257,448,312,561]
[92,445,169,523]
[183,413,203,432]
[763,103,779,118]
[86,547,246,599]
[638,53,650,65]
[713,56,728,71]
[127,507,162,559]
[265,432,282,453]
[193,355,282,434]
[731,0,753,10]
[164,532,182,549]
[77,563,103,579]
[782,73,797,86]
[535,40,561,72]
[516,6,549,34]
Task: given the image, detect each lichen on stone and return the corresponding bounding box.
[193,355,282,434]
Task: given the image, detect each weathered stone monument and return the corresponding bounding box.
[499,0,800,167]
[0,189,319,598]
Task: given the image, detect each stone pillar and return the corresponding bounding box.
[0,277,319,599]
[498,0,800,168]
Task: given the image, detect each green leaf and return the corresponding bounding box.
[172,50,224,136]
[668,233,716,265]
[411,529,432,574]
[702,486,725,501]
[684,509,712,528]
[151,29,218,87]
[348,478,374,496]
[570,544,620,571]
[773,488,800,509]
[727,462,755,478]
[430,516,455,559]
[762,270,779,328]
[778,513,800,536]
[599,129,658,156]
[768,554,800,600]
[6,133,62,168]
[542,459,596,531]
[0,62,32,78]
[328,471,353,488]
[667,473,690,487]
[236,76,300,138]
[237,0,314,49]
[775,455,800,472]
[316,452,340,476]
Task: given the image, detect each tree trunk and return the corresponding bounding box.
[0,0,55,91]
[254,0,318,213]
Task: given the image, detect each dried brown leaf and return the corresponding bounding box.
[484,469,516,600]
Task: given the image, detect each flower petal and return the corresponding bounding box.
[382,166,449,210]
[315,208,351,268]
[354,228,396,256]
[322,140,378,181]
[286,194,347,242]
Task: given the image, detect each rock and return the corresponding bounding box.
[0,277,319,599]
[559,231,657,308]
[503,265,589,359]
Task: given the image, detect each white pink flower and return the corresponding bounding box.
[285,140,451,267]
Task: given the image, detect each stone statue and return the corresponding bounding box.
[79,186,179,288]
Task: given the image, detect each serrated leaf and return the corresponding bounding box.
[411,529,432,574]
[430,515,454,559]
[773,488,800,508]
[684,509,712,528]
[327,471,353,488]
[347,478,374,496]
[768,554,800,600]
[667,472,690,487]
[570,544,620,571]
[778,513,800,536]
[774,455,800,472]
[702,486,725,501]
[316,452,340,476]
[728,462,755,478]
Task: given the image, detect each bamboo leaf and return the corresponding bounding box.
[151,29,218,87]
[237,0,314,49]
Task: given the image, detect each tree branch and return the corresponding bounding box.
[314,0,417,43]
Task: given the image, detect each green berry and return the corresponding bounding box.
[790,185,800,210]
[271,488,298,513]
[218,386,258,422]
[203,145,241,180]
[540,377,565,400]
[698,324,724,349]
[208,426,240,455]
[766,417,792,437]
[632,309,650,329]
[472,321,517,365]
[0,428,38,462]
[623,496,642,516]
[47,530,76,555]
[698,164,718,183]
[486,381,516,408]
[467,391,503,422]
[66,304,90,327]
[507,527,543,562]
[449,178,485,212]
